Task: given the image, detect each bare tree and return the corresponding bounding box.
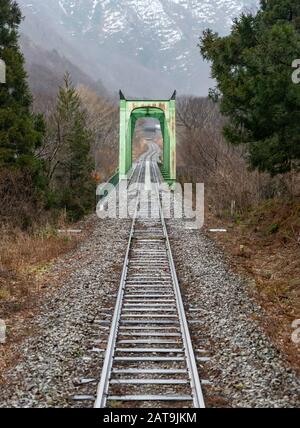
[77,85,119,179]
[177,96,262,213]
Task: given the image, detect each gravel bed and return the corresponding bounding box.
[0,215,131,408]
[167,218,300,408]
[1,210,299,408]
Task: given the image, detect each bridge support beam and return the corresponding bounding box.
[119,98,127,179]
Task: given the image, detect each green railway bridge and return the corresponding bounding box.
[118,91,177,184]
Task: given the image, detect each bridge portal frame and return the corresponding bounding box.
[119,91,176,183]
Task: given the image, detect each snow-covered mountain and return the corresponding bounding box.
[18,0,258,97]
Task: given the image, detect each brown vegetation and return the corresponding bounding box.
[177,97,300,215]
[208,198,300,372]
[77,85,119,180]
[0,226,80,317]
[177,96,300,369]
[0,221,89,383]
[0,168,45,230]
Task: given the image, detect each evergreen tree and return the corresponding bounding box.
[0,0,45,183]
[200,0,300,175]
[51,73,95,221]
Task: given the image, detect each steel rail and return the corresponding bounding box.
[95,143,205,409]
[151,160,205,408]
[94,147,155,408]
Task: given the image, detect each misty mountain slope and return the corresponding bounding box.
[18,0,259,97]
[20,35,106,110]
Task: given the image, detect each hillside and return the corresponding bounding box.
[21,35,106,108]
[18,0,259,97]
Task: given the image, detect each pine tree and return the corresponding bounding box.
[200,0,300,175]
[51,73,95,221]
[0,0,45,181]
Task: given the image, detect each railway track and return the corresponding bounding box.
[95,144,205,409]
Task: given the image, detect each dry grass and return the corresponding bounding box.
[0,220,93,383]
[207,197,300,372]
[0,226,79,317]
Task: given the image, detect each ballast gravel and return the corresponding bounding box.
[167,218,300,408]
[0,213,299,408]
[0,215,131,408]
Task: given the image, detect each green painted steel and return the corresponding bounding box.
[119,91,176,183]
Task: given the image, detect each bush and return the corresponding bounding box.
[0,168,44,229]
